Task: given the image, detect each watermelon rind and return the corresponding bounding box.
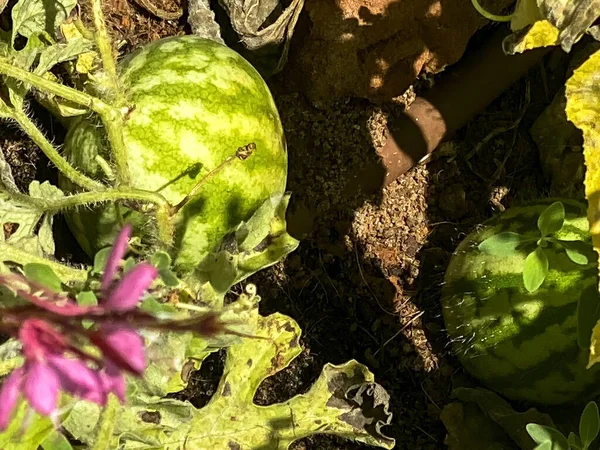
[442,198,600,405]
[59,35,287,274]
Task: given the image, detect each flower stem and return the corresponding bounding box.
[12,108,105,191]
[0,242,88,283]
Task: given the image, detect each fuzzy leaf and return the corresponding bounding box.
[558,240,590,265]
[523,247,549,292]
[580,401,599,448]
[478,231,530,256]
[537,201,565,237]
[11,0,77,41]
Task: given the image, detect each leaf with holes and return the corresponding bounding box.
[61,289,394,449]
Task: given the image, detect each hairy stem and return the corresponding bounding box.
[14,187,170,212]
[0,243,88,283]
[12,109,105,191]
[0,58,118,118]
[90,0,131,185]
[90,0,123,104]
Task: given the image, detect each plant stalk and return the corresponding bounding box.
[12,109,105,191]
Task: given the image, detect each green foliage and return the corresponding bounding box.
[479,201,592,293]
[527,401,599,450]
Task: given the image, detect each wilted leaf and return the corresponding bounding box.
[506,0,600,53]
[503,20,560,54]
[565,47,600,362]
[11,0,77,41]
[192,0,304,75]
[538,0,600,52]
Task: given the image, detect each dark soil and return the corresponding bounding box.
[0,3,583,449]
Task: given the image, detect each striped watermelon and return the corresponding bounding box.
[441,198,600,405]
[59,36,287,273]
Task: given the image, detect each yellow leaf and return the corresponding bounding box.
[504,20,560,54]
[588,319,600,369]
[59,22,97,75]
[565,47,600,367]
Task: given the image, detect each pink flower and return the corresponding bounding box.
[0,225,159,430]
[90,225,158,376]
[0,319,111,429]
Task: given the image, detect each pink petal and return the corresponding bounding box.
[20,319,67,360]
[101,362,126,402]
[102,263,158,312]
[48,356,107,405]
[92,325,146,375]
[101,224,133,294]
[23,362,59,416]
[0,368,23,430]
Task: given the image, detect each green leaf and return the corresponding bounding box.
[192,193,299,306]
[537,201,565,237]
[558,240,590,265]
[442,387,555,450]
[34,38,94,76]
[76,290,98,307]
[11,0,77,41]
[577,285,600,350]
[478,231,530,256]
[92,247,111,274]
[533,442,554,450]
[568,432,583,450]
[0,400,57,449]
[40,430,74,450]
[150,251,172,271]
[526,423,569,449]
[523,247,549,292]
[580,401,599,449]
[159,268,179,287]
[23,263,63,292]
[0,339,23,376]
